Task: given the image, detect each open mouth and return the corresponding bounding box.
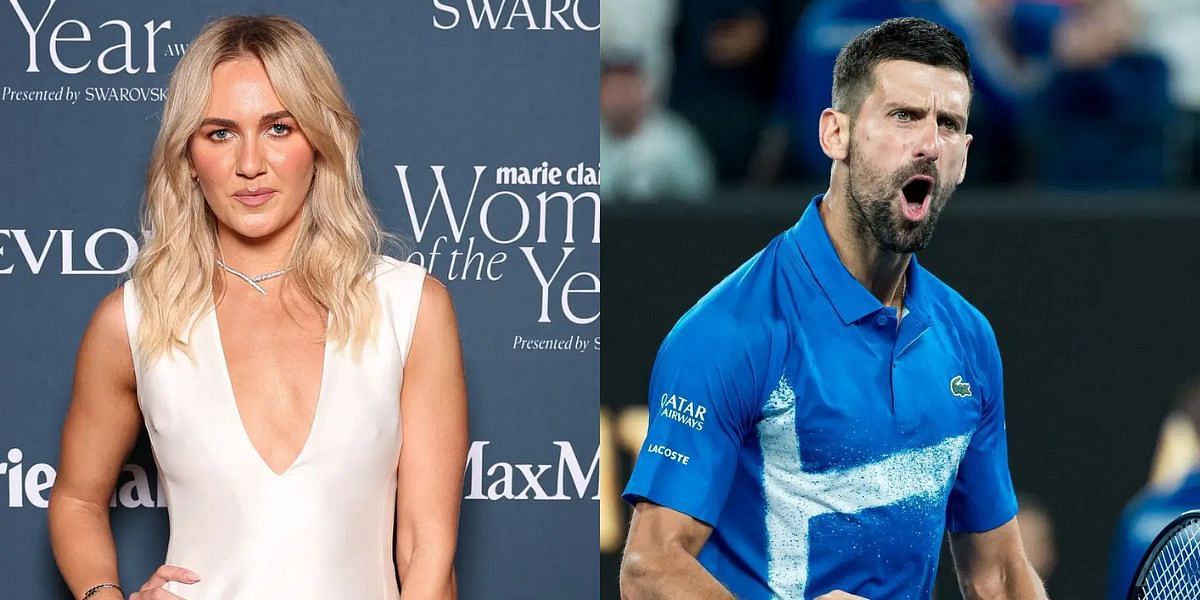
[899,176,933,221]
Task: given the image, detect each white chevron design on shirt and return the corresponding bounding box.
[757,374,970,598]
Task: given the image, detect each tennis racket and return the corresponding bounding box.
[1128,509,1200,599]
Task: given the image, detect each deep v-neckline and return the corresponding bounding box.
[209,305,333,478]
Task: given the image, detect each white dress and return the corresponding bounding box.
[121,256,425,599]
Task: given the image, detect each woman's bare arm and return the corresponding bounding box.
[48,287,143,599]
[394,276,468,600]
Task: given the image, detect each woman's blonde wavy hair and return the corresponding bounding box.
[131,15,386,362]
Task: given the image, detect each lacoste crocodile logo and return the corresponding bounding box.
[950,375,972,398]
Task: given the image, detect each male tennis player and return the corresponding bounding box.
[620,18,1047,600]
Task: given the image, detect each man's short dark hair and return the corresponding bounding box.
[832,17,973,116]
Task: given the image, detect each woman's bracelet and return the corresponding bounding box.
[81,583,123,599]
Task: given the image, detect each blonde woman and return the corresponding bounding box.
[46,16,467,600]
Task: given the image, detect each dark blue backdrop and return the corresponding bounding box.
[0,1,599,597]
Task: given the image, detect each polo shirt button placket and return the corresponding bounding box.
[875,314,888,327]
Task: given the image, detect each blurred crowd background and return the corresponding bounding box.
[599,1,1200,599]
[600,0,1200,203]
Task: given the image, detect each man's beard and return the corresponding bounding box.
[844,143,957,254]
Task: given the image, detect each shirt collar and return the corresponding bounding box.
[788,194,932,326]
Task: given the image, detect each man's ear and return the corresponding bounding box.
[958,133,972,184]
[819,108,850,162]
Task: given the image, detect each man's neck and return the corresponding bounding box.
[819,187,909,309]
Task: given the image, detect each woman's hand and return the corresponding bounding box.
[128,565,200,599]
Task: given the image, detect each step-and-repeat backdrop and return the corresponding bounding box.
[0,1,598,597]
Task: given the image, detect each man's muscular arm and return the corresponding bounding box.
[620,502,733,600]
[950,518,1048,600]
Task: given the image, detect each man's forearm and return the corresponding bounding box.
[620,548,733,600]
[960,560,1048,600]
[1003,561,1049,600]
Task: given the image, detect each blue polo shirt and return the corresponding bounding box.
[623,195,1018,599]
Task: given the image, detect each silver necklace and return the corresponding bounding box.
[216,259,291,295]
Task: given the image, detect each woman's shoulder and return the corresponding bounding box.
[79,283,135,373]
[92,284,129,337]
[370,255,452,317]
[370,255,431,302]
[372,254,426,279]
